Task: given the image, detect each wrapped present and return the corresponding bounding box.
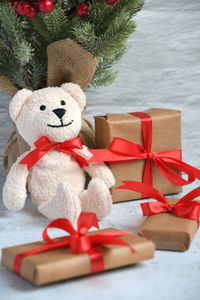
[2,212,155,286]
[91,108,200,202]
[119,181,200,251]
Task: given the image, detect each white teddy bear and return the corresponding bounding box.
[3,83,115,222]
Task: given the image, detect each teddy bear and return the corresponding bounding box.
[3,83,115,222]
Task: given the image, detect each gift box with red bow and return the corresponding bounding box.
[92,108,200,202]
[1,213,155,286]
[118,181,200,251]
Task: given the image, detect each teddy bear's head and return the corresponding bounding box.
[9,83,86,146]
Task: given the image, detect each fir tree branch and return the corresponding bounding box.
[0,3,34,65]
[94,14,136,57]
[40,4,71,43]
[0,0,143,89]
[70,17,97,54]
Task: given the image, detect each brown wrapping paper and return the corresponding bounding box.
[95,108,182,202]
[2,229,155,286]
[139,198,198,251]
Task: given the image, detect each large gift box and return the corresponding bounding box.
[2,213,155,286]
[93,108,200,202]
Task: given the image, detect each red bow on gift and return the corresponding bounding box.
[89,112,200,196]
[20,136,89,170]
[14,212,135,275]
[118,181,200,225]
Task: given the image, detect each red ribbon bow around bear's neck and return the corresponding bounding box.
[118,181,200,224]
[20,136,88,170]
[13,212,135,275]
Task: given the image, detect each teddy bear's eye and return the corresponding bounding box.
[40,105,46,111]
[61,100,65,106]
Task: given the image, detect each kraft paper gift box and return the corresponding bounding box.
[119,181,200,251]
[93,108,199,203]
[1,213,155,286]
[139,207,198,251]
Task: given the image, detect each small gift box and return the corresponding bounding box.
[119,181,200,251]
[91,108,200,202]
[2,212,155,286]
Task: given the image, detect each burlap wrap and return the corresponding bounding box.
[1,39,97,172]
[0,76,19,96]
[47,39,97,89]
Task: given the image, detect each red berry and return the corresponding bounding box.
[106,0,117,4]
[26,6,37,18]
[32,1,39,11]
[8,0,19,7]
[38,0,54,13]
[75,3,89,17]
[16,2,37,18]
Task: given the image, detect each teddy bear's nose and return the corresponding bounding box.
[52,108,66,119]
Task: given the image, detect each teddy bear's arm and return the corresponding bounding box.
[3,152,30,211]
[74,146,115,189]
[83,162,115,189]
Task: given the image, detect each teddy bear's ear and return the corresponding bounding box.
[61,83,86,112]
[9,89,33,122]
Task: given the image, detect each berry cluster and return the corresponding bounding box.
[8,0,54,18]
[8,0,118,19]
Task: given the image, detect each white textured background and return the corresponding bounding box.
[0,1,200,299]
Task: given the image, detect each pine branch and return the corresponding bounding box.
[0,0,143,89]
[15,40,34,66]
[31,60,47,90]
[40,4,71,43]
[0,56,26,88]
[89,0,143,36]
[70,17,97,54]
[90,53,125,87]
[0,27,13,56]
[94,14,136,57]
[0,3,34,65]
[29,15,52,45]
[90,67,117,88]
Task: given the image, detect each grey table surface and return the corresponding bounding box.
[0,1,200,299]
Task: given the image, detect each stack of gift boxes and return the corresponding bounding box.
[92,108,200,251]
[2,108,200,286]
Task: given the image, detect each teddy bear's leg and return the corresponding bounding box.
[38,182,81,223]
[80,178,112,220]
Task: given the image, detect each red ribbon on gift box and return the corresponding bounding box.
[19,136,89,170]
[13,212,135,275]
[118,181,200,224]
[89,112,200,194]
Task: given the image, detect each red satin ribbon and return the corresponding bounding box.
[19,136,88,170]
[13,212,135,275]
[118,181,200,225]
[89,112,200,194]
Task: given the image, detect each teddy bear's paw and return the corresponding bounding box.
[84,162,115,189]
[81,178,112,220]
[103,169,115,189]
[3,184,26,211]
[38,182,81,223]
